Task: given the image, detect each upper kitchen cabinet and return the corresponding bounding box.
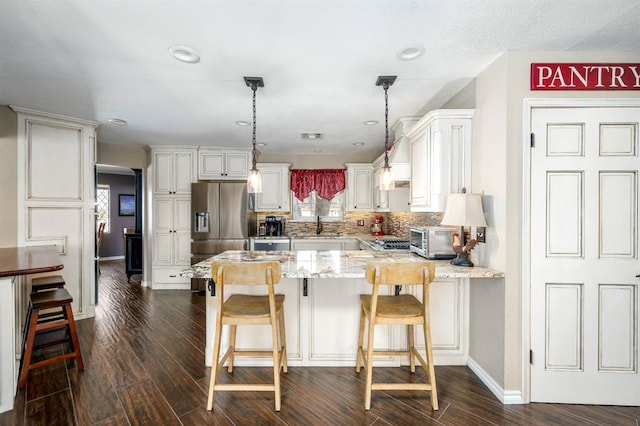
[198,149,250,180]
[345,163,373,212]
[253,163,291,212]
[407,110,473,212]
[152,148,196,195]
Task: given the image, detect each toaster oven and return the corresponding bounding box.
[409,227,457,260]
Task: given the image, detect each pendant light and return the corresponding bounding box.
[376,75,397,191]
[244,76,264,193]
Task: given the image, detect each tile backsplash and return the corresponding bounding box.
[255,211,443,238]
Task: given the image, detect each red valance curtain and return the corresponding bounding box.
[290,169,346,201]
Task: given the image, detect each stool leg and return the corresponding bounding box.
[364,317,375,410]
[278,307,287,373]
[207,316,223,411]
[408,324,416,373]
[227,325,237,373]
[271,308,281,412]
[19,307,40,389]
[64,304,84,370]
[355,304,366,373]
[423,320,438,410]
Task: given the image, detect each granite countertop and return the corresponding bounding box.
[181,250,504,280]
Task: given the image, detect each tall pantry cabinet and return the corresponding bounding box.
[13,107,99,321]
[148,148,196,289]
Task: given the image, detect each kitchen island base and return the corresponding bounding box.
[204,276,470,368]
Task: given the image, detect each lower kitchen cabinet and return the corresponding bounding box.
[291,238,360,251]
[204,275,469,367]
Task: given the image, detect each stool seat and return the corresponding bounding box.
[31,275,65,293]
[19,287,83,388]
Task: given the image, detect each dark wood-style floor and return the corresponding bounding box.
[1,260,638,425]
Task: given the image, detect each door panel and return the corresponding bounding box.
[530,106,640,405]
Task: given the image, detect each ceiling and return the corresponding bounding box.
[1,1,639,158]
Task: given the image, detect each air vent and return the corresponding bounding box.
[301,132,323,140]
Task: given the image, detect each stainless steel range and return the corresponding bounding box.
[372,238,410,250]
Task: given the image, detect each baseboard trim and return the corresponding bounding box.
[467,357,525,405]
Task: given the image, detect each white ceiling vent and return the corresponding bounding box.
[301,132,323,140]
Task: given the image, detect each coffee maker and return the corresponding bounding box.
[264,216,284,236]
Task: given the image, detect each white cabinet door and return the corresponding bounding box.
[153,152,174,195]
[346,164,373,212]
[408,110,473,212]
[291,240,343,251]
[198,151,224,178]
[198,150,250,180]
[153,197,191,265]
[153,198,173,233]
[373,168,390,211]
[255,164,290,212]
[399,278,469,365]
[153,232,173,265]
[225,152,250,179]
[153,150,194,195]
[341,239,360,250]
[174,151,194,194]
[409,124,430,209]
[306,277,393,365]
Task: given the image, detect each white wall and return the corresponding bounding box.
[0,107,17,247]
[469,50,640,396]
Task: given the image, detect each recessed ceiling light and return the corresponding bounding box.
[236,120,251,126]
[397,44,425,61]
[352,142,365,146]
[301,132,323,139]
[107,118,127,126]
[256,142,267,147]
[363,120,379,126]
[168,45,200,63]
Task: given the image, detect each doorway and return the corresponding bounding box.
[525,99,640,405]
[95,165,143,303]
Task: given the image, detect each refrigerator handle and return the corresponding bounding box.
[194,212,210,233]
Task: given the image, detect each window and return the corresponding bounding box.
[96,185,110,232]
[292,190,344,221]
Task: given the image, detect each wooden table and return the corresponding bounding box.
[0,245,63,413]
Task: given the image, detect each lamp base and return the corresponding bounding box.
[450,252,474,267]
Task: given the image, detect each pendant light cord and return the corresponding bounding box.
[384,83,389,168]
[251,84,258,171]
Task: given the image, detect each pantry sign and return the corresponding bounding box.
[531,63,640,90]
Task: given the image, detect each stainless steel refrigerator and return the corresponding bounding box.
[190,182,256,292]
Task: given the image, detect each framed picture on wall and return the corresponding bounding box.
[119,194,135,216]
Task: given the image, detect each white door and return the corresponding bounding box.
[530,106,640,405]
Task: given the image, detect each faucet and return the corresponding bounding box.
[316,215,323,235]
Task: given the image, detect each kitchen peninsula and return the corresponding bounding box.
[183,249,504,369]
[0,245,64,413]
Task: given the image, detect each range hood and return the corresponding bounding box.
[385,117,420,182]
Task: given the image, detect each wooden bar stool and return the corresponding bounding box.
[207,260,287,412]
[31,275,65,293]
[19,288,84,388]
[356,260,438,410]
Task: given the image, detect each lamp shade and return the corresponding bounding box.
[440,193,487,227]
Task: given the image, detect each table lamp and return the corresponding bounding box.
[440,191,487,267]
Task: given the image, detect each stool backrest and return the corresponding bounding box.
[211,261,282,286]
[365,261,435,287]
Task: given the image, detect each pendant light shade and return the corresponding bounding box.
[376,75,397,191]
[244,77,264,194]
